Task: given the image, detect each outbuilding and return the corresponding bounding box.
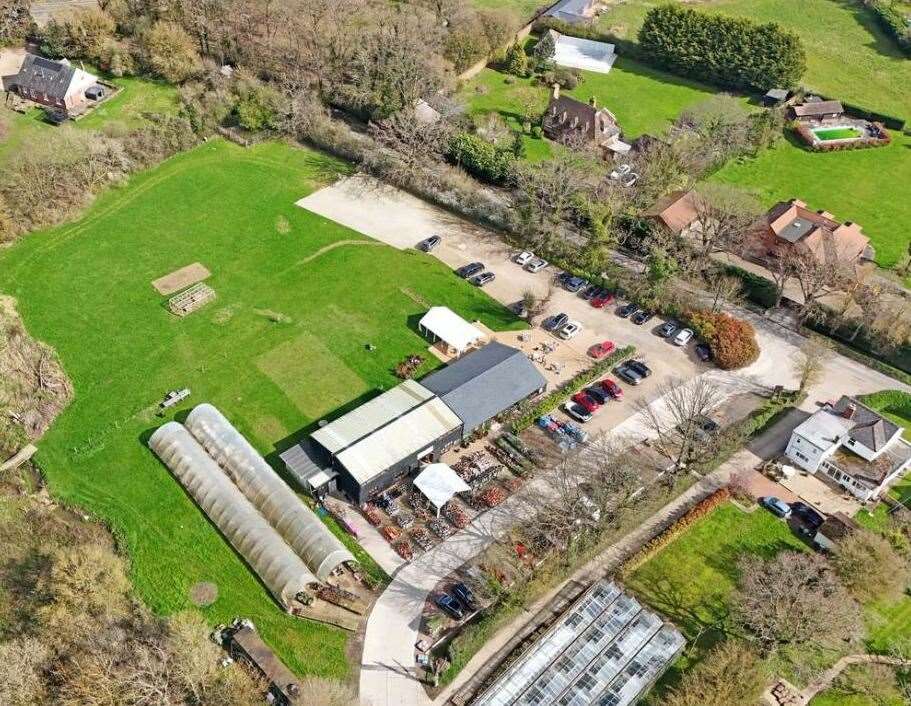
[413,463,470,516]
[419,306,486,357]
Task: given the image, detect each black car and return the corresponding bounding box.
[627,359,652,378]
[631,310,654,325]
[435,593,465,620]
[586,386,608,405]
[614,363,643,386]
[617,302,638,318]
[417,235,442,252]
[456,262,484,278]
[452,582,477,609]
[790,502,825,530]
[657,321,678,338]
[580,284,600,300]
[563,276,587,293]
[695,343,712,362]
[543,312,570,331]
[470,271,495,287]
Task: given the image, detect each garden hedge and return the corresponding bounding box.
[447,132,515,185]
[865,0,911,57]
[512,345,636,431]
[638,4,806,92]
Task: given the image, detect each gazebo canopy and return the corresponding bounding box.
[419,306,484,354]
[414,463,470,512]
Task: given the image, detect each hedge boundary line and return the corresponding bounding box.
[865,0,911,57]
[512,345,636,432]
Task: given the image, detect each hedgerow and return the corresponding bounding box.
[446,133,516,185]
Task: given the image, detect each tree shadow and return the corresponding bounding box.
[828,0,910,61]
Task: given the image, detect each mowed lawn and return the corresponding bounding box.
[710,133,911,269]
[461,58,725,159]
[0,138,524,677]
[595,0,911,120]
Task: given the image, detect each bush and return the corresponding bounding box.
[447,132,516,185]
[686,310,760,370]
[865,0,911,56]
[40,8,116,65]
[538,66,581,90]
[502,42,528,77]
[724,265,778,309]
[639,4,806,91]
[233,79,283,131]
[140,21,201,83]
[511,345,636,431]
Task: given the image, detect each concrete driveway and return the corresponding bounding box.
[297,175,910,706]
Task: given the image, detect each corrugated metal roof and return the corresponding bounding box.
[422,342,546,434]
[311,380,434,454]
[335,397,462,484]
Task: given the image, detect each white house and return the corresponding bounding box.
[785,396,911,502]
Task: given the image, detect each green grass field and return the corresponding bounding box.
[470,0,544,20]
[0,138,524,677]
[710,132,911,269]
[596,0,911,120]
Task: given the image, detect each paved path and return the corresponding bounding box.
[297,177,910,706]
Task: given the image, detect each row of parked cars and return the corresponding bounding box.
[433,581,477,620]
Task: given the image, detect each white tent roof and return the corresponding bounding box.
[550,30,617,74]
[414,463,470,510]
[419,307,484,354]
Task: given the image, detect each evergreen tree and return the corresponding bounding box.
[503,42,529,77]
[534,31,556,68]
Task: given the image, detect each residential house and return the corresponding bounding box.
[2,55,99,115]
[785,396,911,502]
[543,0,599,24]
[542,85,621,156]
[644,190,700,236]
[754,198,875,266]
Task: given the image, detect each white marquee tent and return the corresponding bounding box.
[413,463,470,515]
[419,306,485,355]
[549,30,617,74]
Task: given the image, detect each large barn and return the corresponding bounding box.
[289,343,546,504]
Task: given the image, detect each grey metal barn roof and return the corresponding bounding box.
[421,342,546,434]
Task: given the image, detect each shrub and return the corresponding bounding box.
[503,42,528,77]
[639,4,806,91]
[865,0,911,55]
[40,8,117,64]
[233,79,283,131]
[447,133,515,185]
[686,310,760,370]
[539,66,581,90]
[724,265,778,309]
[140,21,201,83]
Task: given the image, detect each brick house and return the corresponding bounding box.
[2,55,99,114]
[542,84,620,155]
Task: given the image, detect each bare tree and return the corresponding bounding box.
[661,641,764,706]
[690,184,762,270]
[789,232,856,329]
[832,529,911,603]
[638,376,725,478]
[520,283,554,325]
[705,271,744,313]
[734,551,861,651]
[792,338,831,394]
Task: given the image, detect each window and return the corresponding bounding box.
[795,451,809,462]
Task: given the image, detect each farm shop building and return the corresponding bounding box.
[303,343,546,504]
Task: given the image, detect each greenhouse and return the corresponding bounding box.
[149,422,317,610]
[184,403,355,581]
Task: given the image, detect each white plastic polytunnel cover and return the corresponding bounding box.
[149,422,317,610]
[184,404,355,581]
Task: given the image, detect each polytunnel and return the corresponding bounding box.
[149,422,318,610]
[184,403,355,581]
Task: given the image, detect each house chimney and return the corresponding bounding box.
[589,96,597,108]
[552,83,560,100]
[842,402,857,420]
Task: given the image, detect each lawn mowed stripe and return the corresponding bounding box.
[0,138,523,676]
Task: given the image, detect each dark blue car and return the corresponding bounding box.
[435,593,465,620]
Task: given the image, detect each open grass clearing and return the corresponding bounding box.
[595,0,911,120]
[0,138,524,677]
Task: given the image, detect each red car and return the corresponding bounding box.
[571,391,601,413]
[590,291,615,308]
[599,378,623,400]
[587,340,616,359]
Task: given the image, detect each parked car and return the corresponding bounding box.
[580,284,599,300]
[599,378,623,400]
[452,582,477,610]
[470,271,495,287]
[790,502,824,530]
[627,359,652,378]
[417,235,442,252]
[695,343,712,362]
[588,340,616,359]
[631,310,654,325]
[617,302,638,318]
[563,276,587,293]
[673,328,695,346]
[514,251,534,266]
[614,363,643,386]
[761,496,792,519]
[543,312,569,331]
[557,320,583,339]
[556,271,573,287]
[435,593,465,619]
[572,391,601,413]
[585,386,608,405]
[590,290,615,308]
[525,257,548,273]
[455,262,484,279]
[657,321,678,338]
[563,401,593,423]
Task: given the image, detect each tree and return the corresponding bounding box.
[141,20,201,83]
[638,376,725,477]
[520,284,554,325]
[661,641,765,706]
[233,77,284,131]
[792,338,830,394]
[503,41,528,76]
[41,8,117,64]
[533,31,556,68]
[687,309,760,370]
[689,184,762,270]
[0,0,31,45]
[705,272,744,313]
[734,551,861,650]
[833,529,911,603]
[787,234,855,330]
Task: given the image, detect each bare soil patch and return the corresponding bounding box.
[189,581,219,607]
[151,262,211,295]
